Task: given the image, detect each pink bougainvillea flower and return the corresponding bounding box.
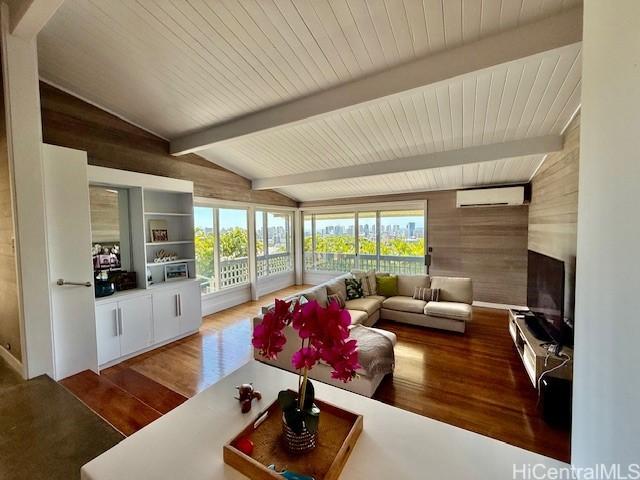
[320,339,360,383]
[254,295,359,384]
[291,300,319,339]
[252,299,293,359]
[291,346,320,370]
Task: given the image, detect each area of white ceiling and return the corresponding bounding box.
[37,0,582,202]
[198,43,581,182]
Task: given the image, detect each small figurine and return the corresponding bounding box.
[235,383,262,413]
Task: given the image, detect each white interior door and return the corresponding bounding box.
[43,144,97,380]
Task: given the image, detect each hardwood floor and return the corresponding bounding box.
[373,310,570,462]
[61,286,570,462]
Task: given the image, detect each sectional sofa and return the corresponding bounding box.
[253,272,473,397]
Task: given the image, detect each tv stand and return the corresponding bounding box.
[508,310,573,388]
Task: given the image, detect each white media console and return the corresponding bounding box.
[508,309,573,388]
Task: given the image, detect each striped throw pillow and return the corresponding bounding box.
[413,287,440,302]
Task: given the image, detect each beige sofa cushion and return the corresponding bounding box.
[397,275,430,297]
[430,276,473,305]
[345,296,384,316]
[351,270,377,296]
[301,286,329,307]
[382,296,427,314]
[347,309,368,325]
[425,301,472,321]
[325,274,350,300]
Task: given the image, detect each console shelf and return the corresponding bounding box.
[508,310,573,388]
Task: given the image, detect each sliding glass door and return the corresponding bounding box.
[256,210,293,278]
[194,206,249,293]
[303,204,426,275]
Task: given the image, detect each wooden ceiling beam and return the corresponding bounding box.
[170,7,582,156]
[251,135,563,190]
[7,0,64,39]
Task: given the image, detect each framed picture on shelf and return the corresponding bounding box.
[149,220,168,242]
[164,262,188,282]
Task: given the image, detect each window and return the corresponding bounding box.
[194,206,216,294]
[379,210,425,274]
[194,206,249,294]
[218,208,249,289]
[313,212,356,272]
[303,205,426,275]
[256,210,293,278]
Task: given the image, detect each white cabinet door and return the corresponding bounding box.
[152,289,181,343]
[95,303,121,365]
[178,283,203,334]
[119,295,153,356]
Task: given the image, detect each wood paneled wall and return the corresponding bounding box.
[0,64,22,362]
[39,83,296,207]
[528,113,580,319]
[301,190,529,306]
[89,186,120,243]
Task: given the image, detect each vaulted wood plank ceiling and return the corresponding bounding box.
[37,0,582,202]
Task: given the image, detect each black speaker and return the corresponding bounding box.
[539,376,572,428]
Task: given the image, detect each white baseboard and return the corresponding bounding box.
[0,346,25,378]
[473,301,528,311]
[202,285,252,316]
[256,272,295,297]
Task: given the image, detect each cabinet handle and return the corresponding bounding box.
[178,294,182,317]
[118,308,123,336]
[114,309,119,337]
[175,294,180,317]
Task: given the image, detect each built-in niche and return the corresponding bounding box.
[89,185,133,282]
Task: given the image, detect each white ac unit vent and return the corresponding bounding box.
[456,186,525,208]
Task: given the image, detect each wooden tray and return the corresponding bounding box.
[223,396,363,480]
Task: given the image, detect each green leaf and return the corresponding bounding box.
[304,405,320,433]
[284,408,305,434]
[302,380,315,410]
[278,390,297,411]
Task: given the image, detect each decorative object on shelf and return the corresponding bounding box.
[252,299,360,455]
[146,267,153,284]
[149,219,168,242]
[94,277,115,298]
[164,262,188,282]
[235,383,262,414]
[92,243,121,271]
[111,271,137,291]
[153,249,178,263]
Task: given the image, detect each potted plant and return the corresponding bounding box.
[252,298,360,454]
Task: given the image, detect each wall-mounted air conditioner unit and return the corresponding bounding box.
[456,186,525,208]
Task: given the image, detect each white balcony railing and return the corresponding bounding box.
[257,252,292,278]
[198,253,293,294]
[304,253,425,275]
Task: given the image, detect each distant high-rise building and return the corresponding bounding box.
[408,222,416,238]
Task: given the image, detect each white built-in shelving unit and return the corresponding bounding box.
[142,190,196,287]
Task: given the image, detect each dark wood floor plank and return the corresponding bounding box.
[101,366,187,414]
[60,371,162,436]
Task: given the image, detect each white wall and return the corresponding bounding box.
[1,5,53,378]
[572,0,640,468]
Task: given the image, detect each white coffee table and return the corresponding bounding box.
[82,361,568,479]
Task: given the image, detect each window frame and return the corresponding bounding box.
[301,201,428,275]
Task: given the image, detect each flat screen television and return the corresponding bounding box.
[527,250,573,347]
